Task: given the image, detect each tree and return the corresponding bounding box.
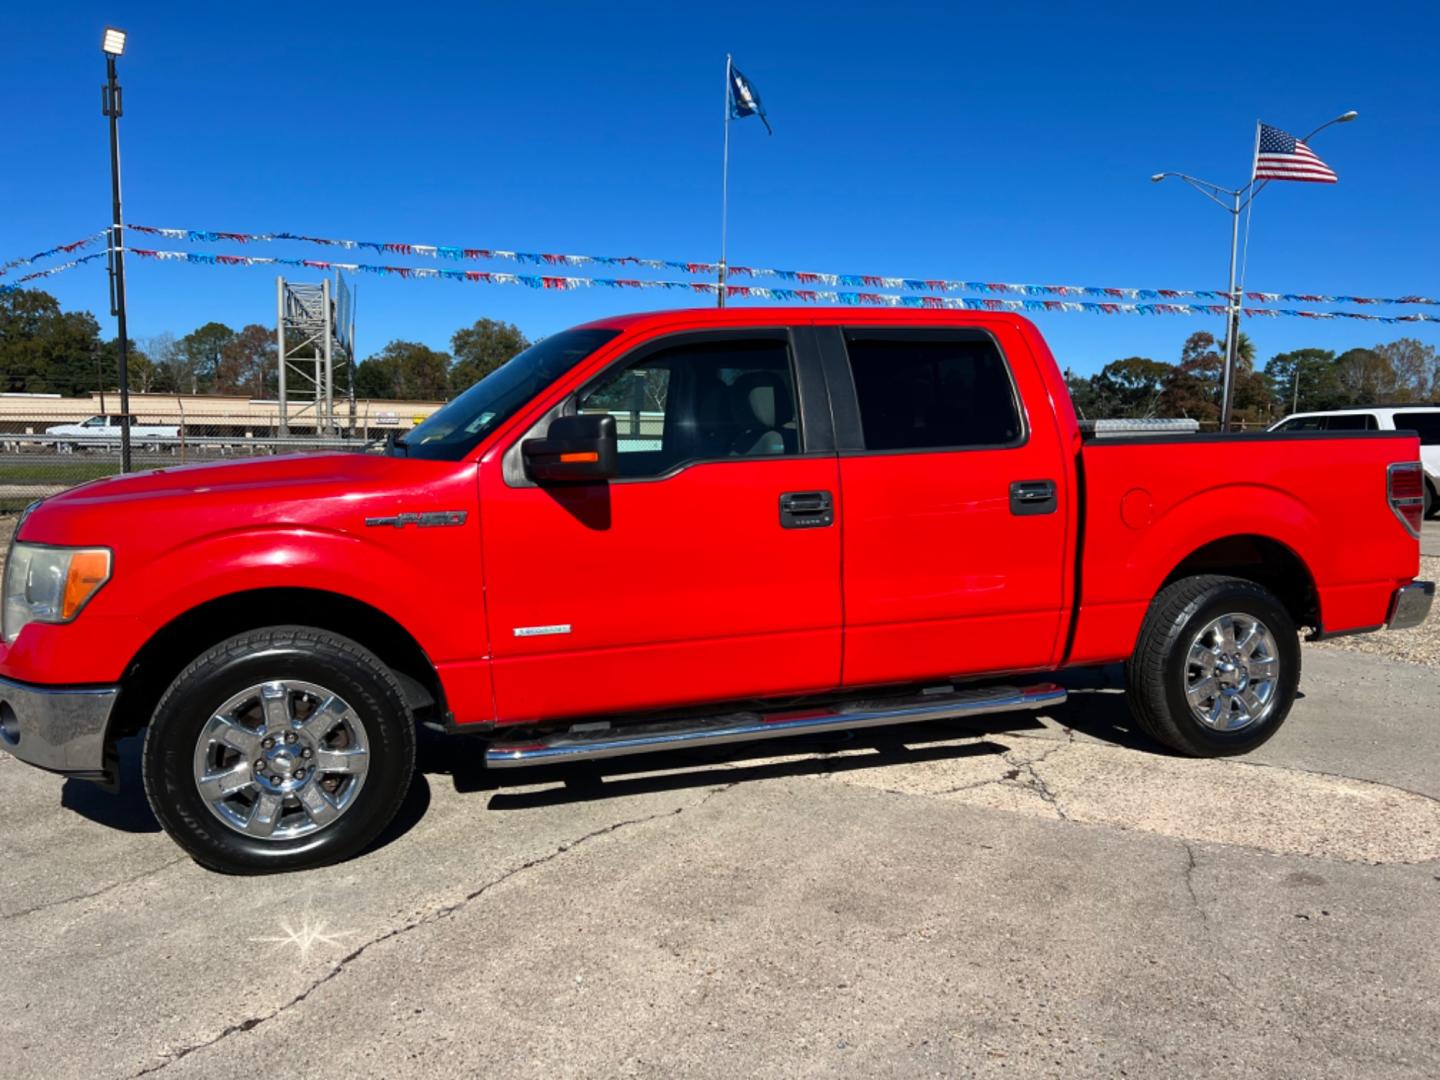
[141,332,183,394]
[1158,331,1223,422]
[1091,357,1170,418]
[1334,347,1401,404]
[1264,348,1344,413]
[1063,368,1102,420]
[1374,339,1437,402]
[0,288,104,395]
[449,319,530,395]
[177,322,236,394]
[354,340,452,400]
[353,357,392,399]
[215,324,276,397]
[1157,330,1271,426]
[1230,367,1278,425]
[98,335,156,395]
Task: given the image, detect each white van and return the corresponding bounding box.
[1270,406,1440,518]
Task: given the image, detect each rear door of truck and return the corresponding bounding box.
[815,322,1074,686]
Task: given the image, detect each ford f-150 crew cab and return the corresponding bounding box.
[1,309,1432,873]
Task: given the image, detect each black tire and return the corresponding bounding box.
[1125,575,1301,757]
[142,626,416,874]
[1425,478,1437,520]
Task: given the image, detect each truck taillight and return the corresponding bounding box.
[1388,462,1425,538]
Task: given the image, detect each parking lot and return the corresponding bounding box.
[2,521,1438,1079]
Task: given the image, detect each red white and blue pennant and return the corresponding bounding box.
[122,248,1440,325]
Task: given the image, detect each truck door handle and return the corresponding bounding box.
[1009,479,1057,516]
[780,490,834,529]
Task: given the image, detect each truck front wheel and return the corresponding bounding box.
[1125,575,1300,757]
[142,626,416,874]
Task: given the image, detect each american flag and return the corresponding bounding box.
[1253,123,1338,183]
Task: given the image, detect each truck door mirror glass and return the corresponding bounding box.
[521,413,619,483]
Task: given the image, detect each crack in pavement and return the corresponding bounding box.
[125,784,733,1079]
[1181,841,1209,925]
[1177,842,1244,996]
[2,856,189,921]
[1000,743,1071,820]
[1229,758,1440,807]
[694,781,738,807]
[932,778,1013,798]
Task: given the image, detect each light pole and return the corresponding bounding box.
[1152,110,1356,431]
[102,26,132,473]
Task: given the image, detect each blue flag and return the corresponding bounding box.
[729,64,773,135]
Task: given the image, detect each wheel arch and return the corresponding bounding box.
[1160,534,1321,632]
[110,587,446,743]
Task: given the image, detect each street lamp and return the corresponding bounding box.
[1153,111,1356,431]
[102,26,132,473]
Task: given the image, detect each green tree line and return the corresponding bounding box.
[1066,331,1438,426]
[1,287,529,402]
[6,286,1435,415]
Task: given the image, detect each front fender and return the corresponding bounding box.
[0,522,487,687]
[124,524,486,667]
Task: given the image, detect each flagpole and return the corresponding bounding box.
[1219,121,1262,433]
[719,53,732,309]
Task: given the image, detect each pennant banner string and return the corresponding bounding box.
[0,252,112,294]
[0,231,111,278]
[8,226,1434,310]
[112,247,1439,325]
[126,224,1437,308]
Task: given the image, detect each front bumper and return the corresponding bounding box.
[0,675,119,780]
[1389,581,1435,631]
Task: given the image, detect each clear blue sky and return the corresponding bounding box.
[4,1,1436,377]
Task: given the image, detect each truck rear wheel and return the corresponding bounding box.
[142,626,416,874]
[1125,575,1300,757]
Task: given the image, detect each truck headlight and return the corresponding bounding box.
[2,544,112,644]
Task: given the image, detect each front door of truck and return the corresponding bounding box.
[479,329,843,724]
[819,326,1072,687]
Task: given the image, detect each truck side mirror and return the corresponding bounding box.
[522,413,619,483]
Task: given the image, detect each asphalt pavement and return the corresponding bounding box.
[3,643,1438,1080]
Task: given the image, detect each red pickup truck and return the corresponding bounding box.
[2,309,1431,873]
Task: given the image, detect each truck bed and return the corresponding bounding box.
[1067,429,1422,664]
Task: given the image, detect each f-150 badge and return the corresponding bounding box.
[364,510,468,528]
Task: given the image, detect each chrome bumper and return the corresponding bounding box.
[1389,581,1435,631]
[0,675,119,779]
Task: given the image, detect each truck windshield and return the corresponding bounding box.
[400,328,620,460]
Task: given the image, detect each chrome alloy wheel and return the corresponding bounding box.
[191,680,371,840]
[1184,612,1281,732]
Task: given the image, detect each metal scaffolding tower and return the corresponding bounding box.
[276,272,355,436]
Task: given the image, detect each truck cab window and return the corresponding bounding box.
[843,332,1023,451]
[578,338,799,478]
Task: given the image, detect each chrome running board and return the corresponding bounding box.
[485,683,1066,769]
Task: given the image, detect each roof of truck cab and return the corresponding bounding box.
[573,307,1039,333]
